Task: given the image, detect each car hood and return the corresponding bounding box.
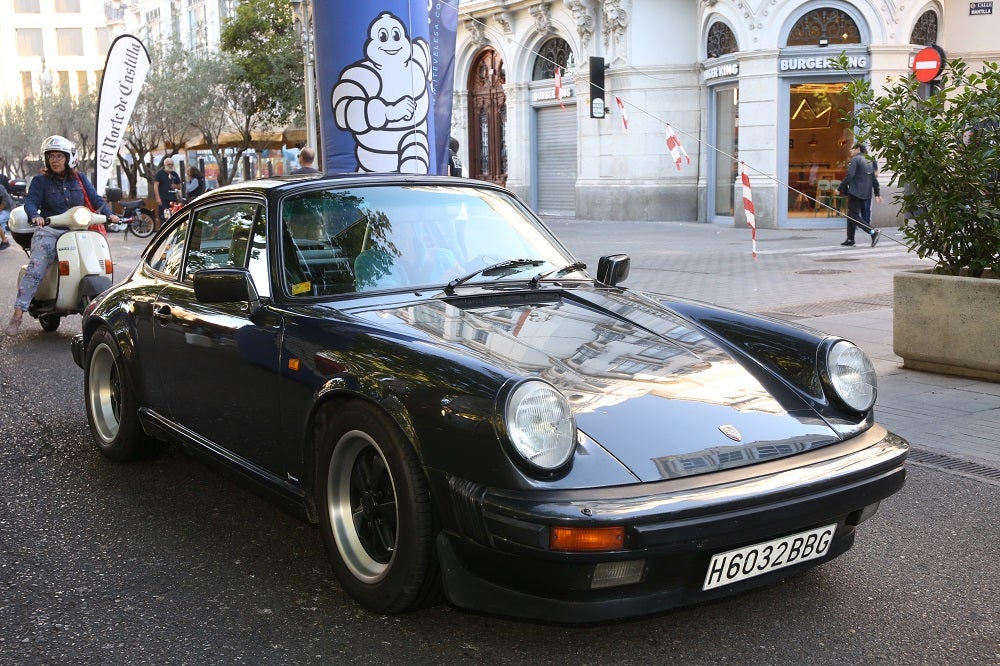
[342,287,841,482]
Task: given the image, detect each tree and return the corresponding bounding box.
[841,57,1000,277]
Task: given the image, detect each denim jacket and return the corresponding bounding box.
[24,171,113,221]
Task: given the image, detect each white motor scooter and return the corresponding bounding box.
[9,205,114,332]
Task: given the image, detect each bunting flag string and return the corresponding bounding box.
[665,124,690,170]
[740,161,757,259]
[615,96,629,133]
[554,65,565,110]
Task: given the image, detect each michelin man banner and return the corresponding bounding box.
[94,34,150,194]
[313,1,458,175]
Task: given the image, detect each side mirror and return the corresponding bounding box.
[596,254,630,286]
[105,187,123,203]
[193,268,260,311]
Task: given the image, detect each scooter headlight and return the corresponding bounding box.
[72,207,93,225]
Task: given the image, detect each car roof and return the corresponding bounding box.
[201,173,502,200]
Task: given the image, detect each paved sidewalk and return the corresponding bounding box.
[545,217,1000,472]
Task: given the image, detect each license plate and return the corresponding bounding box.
[702,524,836,591]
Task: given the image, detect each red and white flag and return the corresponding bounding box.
[740,161,757,258]
[615,96,629,133]
[554,65,565,110]
[665,124,690,170]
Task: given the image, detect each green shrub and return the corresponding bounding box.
[840,57,1000,277]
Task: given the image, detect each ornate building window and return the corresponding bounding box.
[706,22,737,58]
[532,37,573,80]
[910,10,939,46]
[786,8,861,46]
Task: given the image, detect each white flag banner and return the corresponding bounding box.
[95,34,150,194]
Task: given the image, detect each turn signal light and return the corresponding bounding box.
[104,259,113,274]
[550,526,625,552]
[58,260,70,276]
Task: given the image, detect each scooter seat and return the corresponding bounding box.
[120,200,147,212]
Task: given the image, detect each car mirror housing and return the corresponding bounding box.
[193,268,261,311]
[597,254,630,286]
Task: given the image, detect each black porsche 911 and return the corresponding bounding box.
[72,174,907,623]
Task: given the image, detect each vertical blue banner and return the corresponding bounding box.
[313,1,457,175]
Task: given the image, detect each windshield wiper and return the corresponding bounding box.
[528,261,587,288]
[445,258,545,294]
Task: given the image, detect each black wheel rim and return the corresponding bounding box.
[328,431,398,582]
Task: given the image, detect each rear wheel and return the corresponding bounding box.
[315,401,440,613]
[130,212,155,238]
[85,327,163,461]
[38,314,60,332]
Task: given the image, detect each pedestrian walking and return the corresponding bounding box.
[154,157,182,230]
[840,143,880,247]
[861,153,883,228]
[186,166,206,199]
[448,137,463,177]
[291,147,320,174]
[0,180,14,250]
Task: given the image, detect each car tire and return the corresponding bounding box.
[315,401,440,614]
[39,314,60,332]
[84,327,163,461]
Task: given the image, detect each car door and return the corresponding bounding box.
[150,198,286,474]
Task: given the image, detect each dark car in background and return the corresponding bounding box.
[72,174,908,622]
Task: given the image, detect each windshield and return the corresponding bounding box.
[280,184,580,296]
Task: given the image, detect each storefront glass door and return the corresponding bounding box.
[713,87,738,217]
[787,82,854,218]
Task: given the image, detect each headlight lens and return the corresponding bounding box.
[504,381,576,471]
[826,341,877,411]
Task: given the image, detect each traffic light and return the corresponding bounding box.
[590,56,605,119]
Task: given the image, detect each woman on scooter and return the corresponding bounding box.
[4,135,120,336]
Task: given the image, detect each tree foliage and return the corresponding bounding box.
[842,57,1000,277]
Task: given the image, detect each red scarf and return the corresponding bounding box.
[75,173,107,236]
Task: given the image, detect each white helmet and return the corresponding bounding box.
[41,135,78,169]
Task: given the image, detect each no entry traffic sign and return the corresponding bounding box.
[912,45,946,83]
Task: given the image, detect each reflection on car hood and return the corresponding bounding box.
[345,287,839,482]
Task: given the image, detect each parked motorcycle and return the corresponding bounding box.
[104,187,156,237]
[9,205,114,332]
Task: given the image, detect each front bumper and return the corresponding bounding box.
[434,426,908,623]
[71,333,85,369]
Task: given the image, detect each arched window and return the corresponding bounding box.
[706,22,738,58]
[786,8,861,46]
[532,37,573,80]
[910,10,939,46]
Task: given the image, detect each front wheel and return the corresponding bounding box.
[85,327,163,461]
[315,401,439,614]
[130,212,155,238]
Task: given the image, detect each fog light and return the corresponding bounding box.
[550,526,624,552]
[591,560,645,589]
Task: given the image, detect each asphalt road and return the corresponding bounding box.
[1,231,997,665]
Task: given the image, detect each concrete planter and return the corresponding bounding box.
[894,269,1000,382]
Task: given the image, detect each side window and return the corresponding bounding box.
[146,215,190,278]
[282,192,359,297]
[184,202,260,282]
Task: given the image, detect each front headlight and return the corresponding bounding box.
[504,380,576,472]
[824,340,877,412]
